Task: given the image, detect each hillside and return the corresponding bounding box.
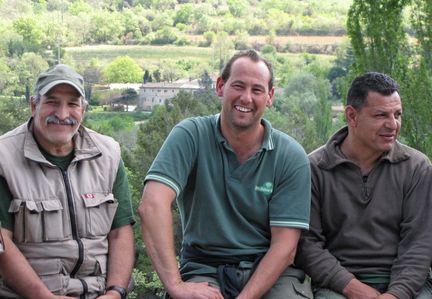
[66,35,346,63]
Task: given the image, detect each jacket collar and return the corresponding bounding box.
[316,126,410,170]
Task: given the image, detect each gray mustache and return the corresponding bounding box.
[45,115,78,126]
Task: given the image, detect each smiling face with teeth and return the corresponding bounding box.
[216,56,274,135]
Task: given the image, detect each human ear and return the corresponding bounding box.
[345,105,358,127]
[215,77,225,97]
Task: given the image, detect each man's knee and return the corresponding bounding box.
[314,288,346,299]
[416,276,432,299]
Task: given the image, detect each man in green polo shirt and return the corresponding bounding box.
[138,50,312,299]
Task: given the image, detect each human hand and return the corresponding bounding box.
[96,291,121,299]
[342,278,381,299]
[168,281,224,299]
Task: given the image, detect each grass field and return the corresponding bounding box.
[65,40,338,68]
[186,34,348,45]
[66,45,214,65]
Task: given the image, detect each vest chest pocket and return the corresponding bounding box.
[8,199,70,243]
[81,193,118,237]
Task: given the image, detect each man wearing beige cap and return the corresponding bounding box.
[0,64,135,299]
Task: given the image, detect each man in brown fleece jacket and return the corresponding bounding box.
[296,72,432,299]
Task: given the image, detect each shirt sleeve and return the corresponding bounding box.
[145,119,198,197]
[111,159,136,229]
[269,140,311,230]
[386,164,432,299]
[0,176,13,231]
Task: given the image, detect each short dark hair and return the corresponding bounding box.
[220,49,274,90]
[347,72,400,109]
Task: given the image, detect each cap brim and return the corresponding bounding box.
[39,80,85,98]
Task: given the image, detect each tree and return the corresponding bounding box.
[159,60,180,82]
[118,88,138,111]
[0,58,18,95]
[400,0,432,156]
[347,0,410,76]
[174,3,194,25]
[81,59,103,105]
[212,31,234,71]
[202,31,215,47]
[88,10,124,43]
[151,26,178,45]
[68,0,93,15]
[198,70,213,91]
[227,0,249,17]
[265,104,319,154]
[346,0,432,157]
[411,0,432,69]
[15,52,49,100]
[0,96,29,135]
[12,17,44,55]
[273,73,334,149]
[143,70,151,83]
[150,0,177,10]
[152,69,161,82]
[104,56,143,83]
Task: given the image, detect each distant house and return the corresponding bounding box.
[137,78,216,111]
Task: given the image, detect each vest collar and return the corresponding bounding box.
[24,118,102,164]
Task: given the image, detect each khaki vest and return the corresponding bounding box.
[0,121,121,298]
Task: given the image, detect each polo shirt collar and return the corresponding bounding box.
[213,113,274,151]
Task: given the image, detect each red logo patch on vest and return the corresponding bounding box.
[84,193,95,199]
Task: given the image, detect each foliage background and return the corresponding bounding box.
[1,0,432,297]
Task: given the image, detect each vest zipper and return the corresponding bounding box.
[62,170,85,278]
[79,278,88,299]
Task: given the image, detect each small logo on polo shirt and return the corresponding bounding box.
[84,193,95,199]
[255,182,273,195]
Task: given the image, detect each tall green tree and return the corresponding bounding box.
[81,59,103,105]
[400,0,432,156]
[347,0,410,76]
[347,0,432,157]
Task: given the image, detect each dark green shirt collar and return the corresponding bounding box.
[213,113,274,151]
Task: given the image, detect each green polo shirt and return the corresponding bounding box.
[145,114,311,277]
